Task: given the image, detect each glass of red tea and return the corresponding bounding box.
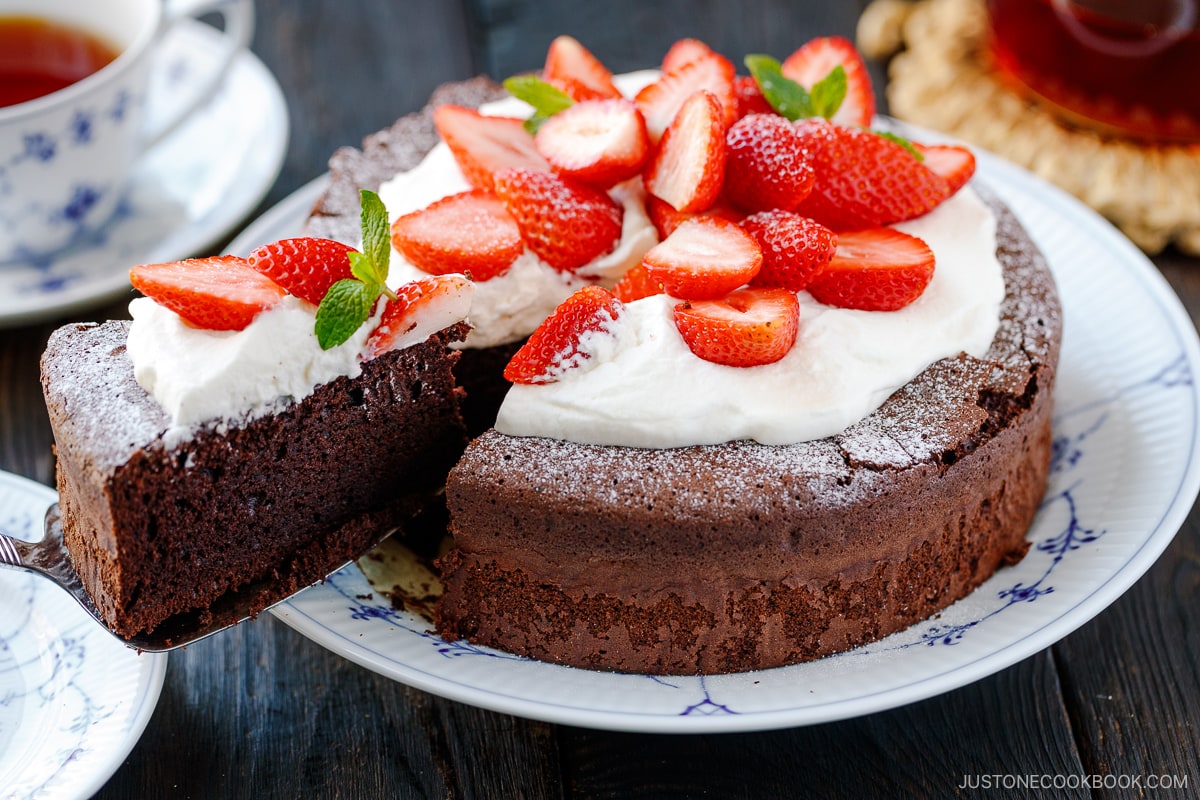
[986,0,1200,142]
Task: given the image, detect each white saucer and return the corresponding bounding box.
[0,20,289,328]
[0,472,168,799]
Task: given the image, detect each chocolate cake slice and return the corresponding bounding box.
[41,320,468,641]
[436,196,1062,675]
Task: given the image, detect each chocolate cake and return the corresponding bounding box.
[40,320,468,641]
[305,77,512,434]
[436,196,1061,675]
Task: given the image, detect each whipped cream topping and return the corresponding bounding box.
[496,187,1005,448]
[127,281,473,434]
[377,72,661,349]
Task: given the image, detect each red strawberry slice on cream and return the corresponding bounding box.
[366,275,474,357]
[673,286,799,368]
[390,189,523,282]
[130,255,286,331]
[643,90,726,214]
[642,216,762,300]
[433,105,549,192]
[534,98,650,189]
[913,143,976,194]
[635,50,737,142]
[543,35,621,102]
[504,285,625,384]
[806,227,935,312]
[781,36,876,128]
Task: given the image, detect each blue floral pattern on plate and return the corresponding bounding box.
[0,473,167,800]
[244,149,1200,734]
[0,20,287,328]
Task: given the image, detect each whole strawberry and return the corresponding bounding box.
[247,237,356,306]
[493,168,623,272]
[741,211,837,291]
[794,119,951,230]
[724,113,815,213]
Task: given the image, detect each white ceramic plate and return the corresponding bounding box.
[0,20,289,327]
[0,472,167,799]
[232,153,1200,733]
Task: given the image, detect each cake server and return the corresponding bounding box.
[0,503,345,652]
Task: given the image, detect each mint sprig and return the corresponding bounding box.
[314,189,397,350]
[502,74,576,133]
[744,55,848,122]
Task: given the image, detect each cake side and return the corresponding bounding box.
[42,319,469,638]
[437,195,1061,674]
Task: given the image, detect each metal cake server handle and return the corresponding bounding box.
[0,504,279,652]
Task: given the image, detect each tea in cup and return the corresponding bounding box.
[0,0,253,264]
[986,0,1200,142]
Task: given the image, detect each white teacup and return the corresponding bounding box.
[0,0,254,264]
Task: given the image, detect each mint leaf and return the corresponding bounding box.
[315,279,378,349]
[503,75,575,132]
[348,249,383,287]
[875,130,924,160]
[359,189,390,278]
[745,54,813,121]
[810,65,847,120]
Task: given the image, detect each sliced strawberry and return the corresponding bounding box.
[806,227,935,311]
[534,98,649,189]
[543,35,621,102]
[366,275,472,357]
[245,237,355,306]
[645,194,741,239]
[635,50,737,142]
[504,285,624,384]
[723,113,816,212]
[130,255,286,331]
[734,74,773,120]
[780,35,876,128]
[493,168,623,272]
[642,216,761,300]
[662,38,714,73]
[611,263,663,303]
[390,189,522,282]
[742,211,837,291]
[912,143,976,194]
[643,90,726,214]
[793,119,951,230]
[433,105,549,192]
[674,287,799,368]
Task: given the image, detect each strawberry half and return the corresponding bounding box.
[723,113,815,213]
[543,35,621,102]
[493,167,623,272]
[662,38,714,73]
[642,90,726,213]
[780,36,876,128]
[611,263,663,303]
[366,275,473,357]
[742,211,837,292]
[794,119,951,230]
[642,216,762,300]
[806,227,935,311]
[673,287,799,368]
[534,98,650,189]
[913,143,976,194]
[504,285,625,384]
[246,237,355,306]
[645,194,742,239]
[433,105,549,192]
[390,189,522,282]
[130,255,286,331]
[635,50,737,142]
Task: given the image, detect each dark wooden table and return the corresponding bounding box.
[3,1,1198,797]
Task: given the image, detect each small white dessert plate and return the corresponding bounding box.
[0,20,288,328]
[231,151,1200,734]
[0,471,167,799]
